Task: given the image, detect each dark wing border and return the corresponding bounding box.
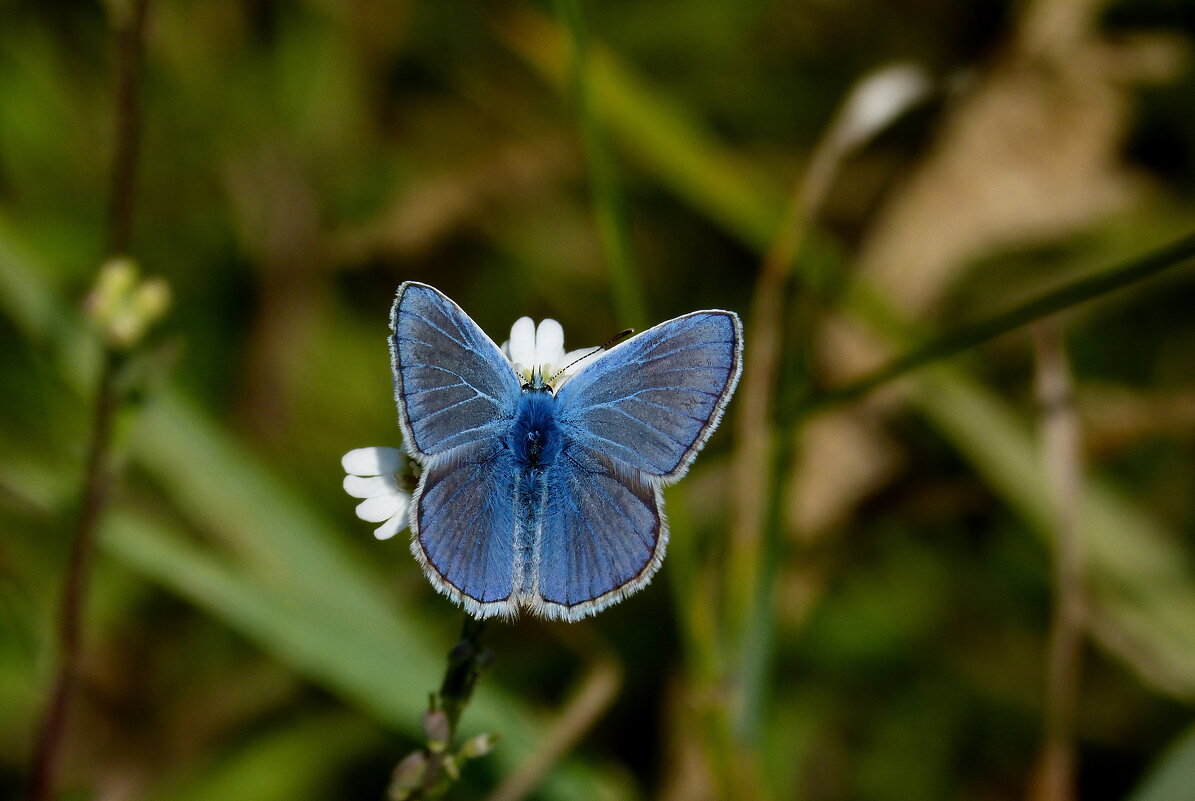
[408,443,522,620]
[523,448,666,622]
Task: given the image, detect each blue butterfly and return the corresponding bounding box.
[389,282,743,621]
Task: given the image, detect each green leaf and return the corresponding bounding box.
[808,232,1195,411]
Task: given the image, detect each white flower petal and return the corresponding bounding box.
[356,494,405,523]
[508,317,536,367]
[534,318,565,367]
[343,474,398,499]
[342,446,404,477]
[373,503,409,540]
[833,63,932,154]
[561,346,601,373]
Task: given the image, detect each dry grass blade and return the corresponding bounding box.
[484,654,623,801]
[1028,322,1086,801]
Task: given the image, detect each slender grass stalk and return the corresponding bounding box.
[728,64,929,746]
[553,0,647,330]
[725,111,845,746]
[1029,322,1085,801]
[28,352,123,801]
[801,230,1195,414]
[107,0,151,257]
[493,7,783,249]
[27,2,151,799]
[485,652,621,801]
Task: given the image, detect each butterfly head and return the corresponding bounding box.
[519,364,555,393]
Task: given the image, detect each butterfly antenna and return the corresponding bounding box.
[549,328,635,384]
[600,328,635,350]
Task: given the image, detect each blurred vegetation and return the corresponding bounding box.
[3,0,1195,800]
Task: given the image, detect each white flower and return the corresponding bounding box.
[500,317,599,390]
[827,62,932,155]
[342,446,410,540]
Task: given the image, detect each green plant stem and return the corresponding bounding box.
[409,616,490,799]
[439,616,489,733]
[28,353,123,801]
[553,0,647,330]
[725,74,875,747]
[801,230,1195,413]
[107,0,151,257]
[27,2,150,797]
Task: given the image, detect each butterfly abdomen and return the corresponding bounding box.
[508,389,564,601]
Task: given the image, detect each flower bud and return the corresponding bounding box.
[441,753,460,781]
[86,258,138,320]
[459,732,499,760]
[388,750,427,800]
[422,709,451,752]
[133,277,171,324]
[84,258,171,350]
[828,63,932,155]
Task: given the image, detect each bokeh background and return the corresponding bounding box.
[3,0,1195,799]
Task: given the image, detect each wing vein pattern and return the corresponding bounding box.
[557,311,743,481]
[390,283,521,457]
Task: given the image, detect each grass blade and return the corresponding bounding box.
[808,232,1195,410]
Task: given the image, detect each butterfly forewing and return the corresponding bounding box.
[556,311,743,481]
[390,283,521,457]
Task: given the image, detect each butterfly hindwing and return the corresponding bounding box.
[532,445,664,620]
[411,441,519,614]
[556,311,743,481]
[390,282,521,457]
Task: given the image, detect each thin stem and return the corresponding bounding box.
[403,616,491,800]
[1029,322,1085,801]
[27,2,150,798]
[107,0,151,257]
[28,353,122,801]
[438,616,489,734]
[554,0,647,330]
[724,80,863,749]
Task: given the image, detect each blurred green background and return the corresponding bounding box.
[3,0,1195,799]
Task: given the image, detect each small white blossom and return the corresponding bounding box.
[500,316,599,389]
[828,62,932,155]
[342,446,410,540]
